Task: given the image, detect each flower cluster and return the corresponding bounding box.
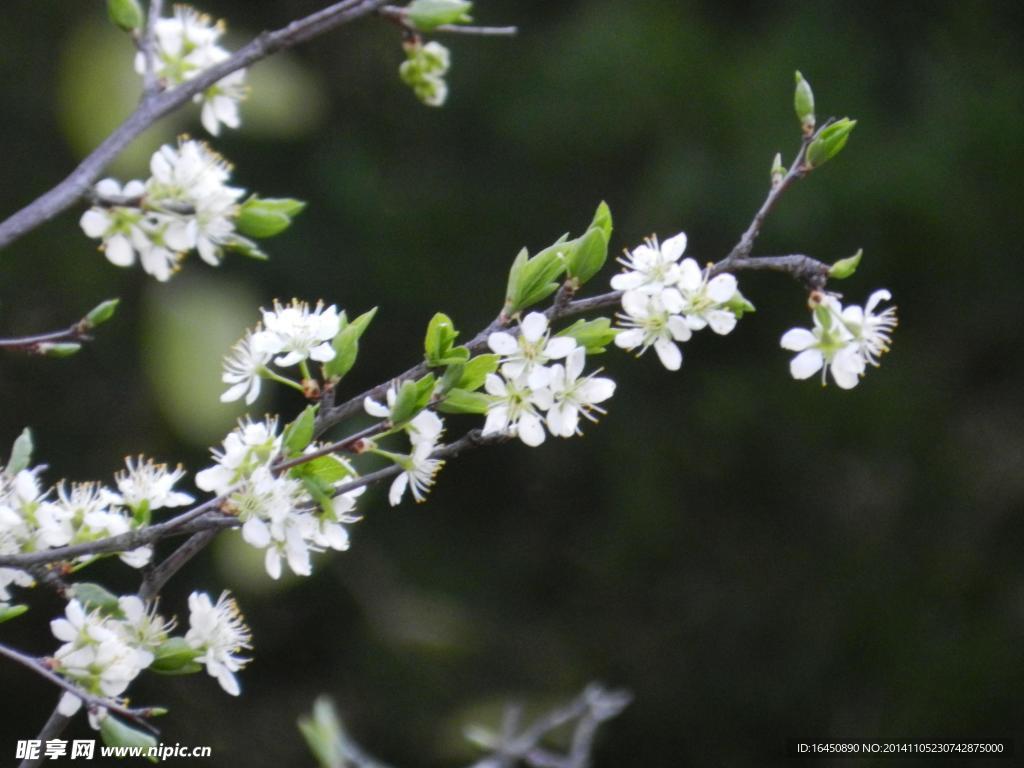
[780,289,897,389]
[0,456,193,602]
[196,417,364,579]
[135,5,248,136]
[80,139,248,281]
[611,232,745,370]
[399,40,451,107]
[482,313,616,447]
[51,597,168,727]
[221,300,342,405]
[50,589,252,726]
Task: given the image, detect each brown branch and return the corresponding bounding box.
[0,0,388,251]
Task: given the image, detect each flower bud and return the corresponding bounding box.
[805,118,857,169]
[828,248,863,280]
[793,70,816,134]
[107,0,143,31]
[405,0,473,31]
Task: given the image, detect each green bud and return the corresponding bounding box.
[282,405,318,457]
[406,0,473,31]
[7,428,33,474]
[771,152,785,187]
[236,196,306,239]
[438,362,465,394]
[84,298,120,329]
[557,318,618,354]
[39,342,81,358]
[71,583,122,616]
[0,604,28,624]
[438,388,491,415]
[793,70,816,133]
[390,380,421,425]
[107,0,143,31]
[424,312,464,366]
[805,118,857,169]
[324,307,377,381]
[724,291,757,318]
[299,697,346,768]
[150,637,203,675]
[566,226,609,286]
[100,715,158,754]
[291,454,354,486]
[828,248,863,280]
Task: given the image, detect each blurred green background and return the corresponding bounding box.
[1,1,1023,764]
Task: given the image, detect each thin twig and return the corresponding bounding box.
[139,528,218,601]
[0,0,389,251]
[0,642,161,733]
[141,0,165,97]
[378,6,517,36]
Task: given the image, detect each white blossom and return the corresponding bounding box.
[136,5,248,136]
[195,417,282,496]
[185,591,252,697]
[387,426,446,506]
[610,232,688,300]
[841,289,898,367]
[252,299,341,368]
[488,312,578,389]
[221,329,272,405]
[482,372,553,447]
[613,291,691,371]
[108,456,194,514]
[546,348,617,437]
[677,259,740,334]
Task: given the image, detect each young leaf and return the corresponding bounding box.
[424,312,460,366]
[84,298,120,329]
[107,0,143,31]
[828,249,863,280]
[324,307,378,381]
[71,583,123,616]
[100,715,158,757]
[236,196,307,239]
[806,118,857,169]
[589,200,613,241]
[557,318,618,354]
[7,428,33,474]
[793,70,816,133]
[0,604,28,624]
[150,638,203,675]
[283,405,318,456]
[438,388,491,415]
[406,0,473,31]
[566,225,609,285]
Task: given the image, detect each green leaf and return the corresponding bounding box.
[107,0,143,31]
[7,428,33,474]
[557,318,618,354]
[390,380,421,425]
[589,200,613,241]
[456,354,499,391]
[505,241,570,315]
[301,476,338,517]
[149,637,203,675]
[84,298,120,329]
[236,196,306,239]
[438,388,491,415]
[283,405,318,456]
[324,307,378,380]
[71,583,122,616]
[0,604,28,624]
[806,118,857,169]
[290,454,354,486]
[793,70,816,132]
[100,715,158,758]
[828,248,863,280]
[406,0,473,31]
[224,235,269,260]
[566,225,609,285]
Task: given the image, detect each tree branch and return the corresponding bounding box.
[0,642,162,733]
[0,0,389,251]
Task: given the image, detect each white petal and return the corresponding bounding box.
[614,329,643,350]
[707,273,737,303]
[483,373,508,397]
[58,692,83,717]
[865,289,892,313]
[164,220,194,251]
[544,336,578,359]
[105,235,135,267]
[789,349,823,380]
[780,328,816,351]
[487,332,519,355]
[706,309,737,335]
[482,406,509,435]
[264,549,282,580]
[660,232,688,262]
[388,474,408,506]
[566,347,586,380]
[215,667,240,696]
[518,413,546,447]
[667,315,693,342]
[527,364,553,390]
[661,288,685,314]
[220,381,249,403]
[364,397,390,418]
[654,338,682,370]
[520,312,549,343]
[610,271,646,291]
[620,291,649,318]
[80,209,110,238]
[242,518,271,548]
[309,342,336,363]
[94,178,122,198]
[546,403,578,438]
[580,377,616,403]
[678,258,703,292]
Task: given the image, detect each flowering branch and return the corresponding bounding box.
[0,0,389,251]
[0,641,161,733]
[0,299,119,356]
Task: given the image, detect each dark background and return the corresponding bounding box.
[1,1,1023,765]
